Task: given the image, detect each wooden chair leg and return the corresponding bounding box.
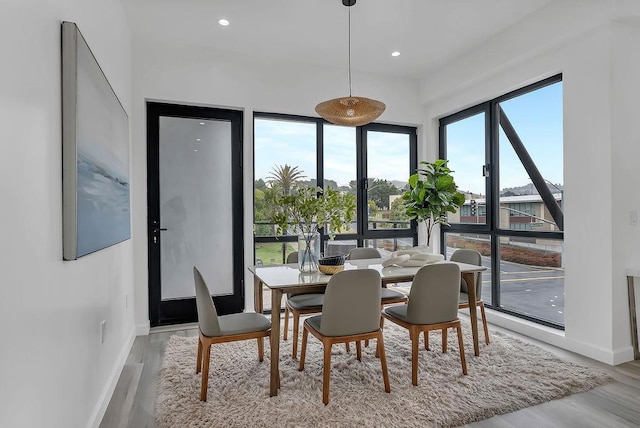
[364,339,370,347]
[356,340,362,361]
[283,305,290,341]
[480,302,490,344]
[411,328,419,386]
[377,332,391,393]
[257,337,264,362]
[376,317,384,358]
[346,342,350,352]
[322,340,333,405]
[200,342,212,401]
[456,323,468,375]
[292,311,300,359]
[442,328,448,353]
[299,327,308,371]
[423,330,430,350]
[196,336,203,374]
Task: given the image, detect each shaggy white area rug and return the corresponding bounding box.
[155,319,611,428]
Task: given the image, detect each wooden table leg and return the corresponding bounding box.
[254,276,263,314]
[270,288,282,396]
[463,272,480,356]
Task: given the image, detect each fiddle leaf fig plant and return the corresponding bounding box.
[402,159,465,247]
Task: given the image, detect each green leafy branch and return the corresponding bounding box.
[267,186,356,239]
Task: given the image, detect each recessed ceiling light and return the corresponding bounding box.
[196,138,201,142]
[194,149,198,152]
[218,19,230,26]
[391,51,400,57]
[199,122,205,125]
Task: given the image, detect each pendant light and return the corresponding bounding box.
[315,0,385,127]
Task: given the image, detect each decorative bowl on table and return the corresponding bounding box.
[318,254,347,274]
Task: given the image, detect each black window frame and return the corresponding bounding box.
[253,112,418,264]
[439,74,565,329]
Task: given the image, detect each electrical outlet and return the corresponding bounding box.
[100,320,107,344]
[631,210,638,226]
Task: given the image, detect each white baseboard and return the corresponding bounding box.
[612,346,635,365]
[564,337,635,365]
[86,326,136,428]
[483,310,566,349]
[481,309,633,365]
[136,320,150,336]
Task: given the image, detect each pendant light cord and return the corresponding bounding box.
[348,5,352,97]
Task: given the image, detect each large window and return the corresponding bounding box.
[440,75,564,328]
[254,113,417,311]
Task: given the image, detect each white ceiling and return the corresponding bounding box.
[122,0,555,79]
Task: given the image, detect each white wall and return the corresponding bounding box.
[0,1,134,427]
[610,20,640,354]
[419,1,640,364]
[131,41,423,333]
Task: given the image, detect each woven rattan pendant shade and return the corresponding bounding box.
[315,96,385,127]
[315,0,385,127]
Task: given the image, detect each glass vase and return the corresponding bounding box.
[298,232,320,273]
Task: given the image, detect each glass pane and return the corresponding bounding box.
[324,125,357,235]
[325,239,357,257]
[498,82,563,231]
[445,112,487,225]
[254,118,317,237]
[366,131,411,231]
[363,238,414,257]
[444,232,492,306]
[254,242,297,267]
[498,237,564,326]
[159,117,232,299]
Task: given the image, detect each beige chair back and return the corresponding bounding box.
[320,269,381,336]
[348,247,382,260]
[450,249,482,298]
[286,252,298,263]
[193,267,222,337]
[406,263,460,325]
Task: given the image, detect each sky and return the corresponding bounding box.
[255,120,411,187]
[447,81,563,195]
[254,81,563,193]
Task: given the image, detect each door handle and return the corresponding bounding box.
[152,227,167,244]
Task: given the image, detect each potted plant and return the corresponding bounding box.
[268,186,356,272]
[401,159,466,248]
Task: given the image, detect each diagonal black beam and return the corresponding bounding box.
[498,106,563,231]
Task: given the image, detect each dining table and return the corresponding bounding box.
[249,257,488,397]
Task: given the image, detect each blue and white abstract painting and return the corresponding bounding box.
[63,22,130,259]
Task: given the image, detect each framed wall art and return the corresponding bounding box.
[62,21,130,260]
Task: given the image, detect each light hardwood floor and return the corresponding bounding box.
[100,319,640,428]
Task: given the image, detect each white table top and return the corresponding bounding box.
[249,258,486,290]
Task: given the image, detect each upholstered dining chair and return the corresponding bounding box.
[299,269,390,405]
[347,247,408,305]
[347,247,383,260]
[193,266,271,401]
[348,247,407,348]
[282,252,332,359]
[450,249,490,344]
[382,263,467,386]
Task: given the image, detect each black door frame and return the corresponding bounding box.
[147,102,244,327]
